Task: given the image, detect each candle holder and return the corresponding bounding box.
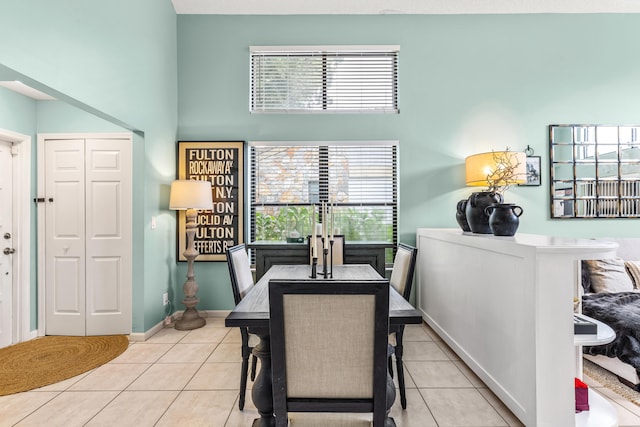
[309,235,334,279]
[322,247,329,278]
[310,256,318,279]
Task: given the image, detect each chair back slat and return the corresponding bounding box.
[227,244,254,304]
[389,243,418,300]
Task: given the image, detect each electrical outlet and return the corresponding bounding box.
[163,292,169,306]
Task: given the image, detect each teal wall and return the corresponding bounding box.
[2,7,640,334]
[0,87,37,135]
[177,14,640,310]
[0,0,178,333]
[36,102,126,133]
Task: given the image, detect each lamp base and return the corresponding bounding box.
[174,307,206,330]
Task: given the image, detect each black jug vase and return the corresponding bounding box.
[456,199,471,232]
[465,191,503,234]
[485,203,523,236]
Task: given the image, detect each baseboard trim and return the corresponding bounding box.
[129,310,232,342]
[199,310,232,318]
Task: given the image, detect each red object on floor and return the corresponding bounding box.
[575,377,590,412]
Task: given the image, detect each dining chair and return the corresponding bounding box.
[269,279,394,427]
[388,243,418,410]
[307,234,345,266]
[226,243,259,410]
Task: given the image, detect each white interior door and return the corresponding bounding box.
[85,138,132,335]
[0,140,13,347]
[45,139,86,336]
[43,135,132,336]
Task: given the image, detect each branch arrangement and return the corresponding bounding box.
[485,148,522,194]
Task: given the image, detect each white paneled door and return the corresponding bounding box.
[0,140,13,347]
[43,136,132,336]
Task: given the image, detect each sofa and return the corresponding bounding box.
[580,238,640,389]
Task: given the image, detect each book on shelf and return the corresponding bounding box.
[574,315,597,335]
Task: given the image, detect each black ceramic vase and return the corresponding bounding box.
[456,199,471,232]
[465,191,503,234]
[485,203,524,236]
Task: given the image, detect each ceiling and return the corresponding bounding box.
[171,0,640,15]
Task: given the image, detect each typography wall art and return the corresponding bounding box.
[176,141,244,261]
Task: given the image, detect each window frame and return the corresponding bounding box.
[248,140,399,261]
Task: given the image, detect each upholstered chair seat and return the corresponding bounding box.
[288,413,373,426]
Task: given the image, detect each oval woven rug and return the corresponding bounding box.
[0,335,129,396]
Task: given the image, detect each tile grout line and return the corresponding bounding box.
[151,324,230,426]
[82,337,181,426]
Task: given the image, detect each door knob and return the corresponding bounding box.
[3,233,10,240]
[3,248,15,255]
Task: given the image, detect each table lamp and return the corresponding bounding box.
[465,150,527,190]
[169,179,213,330]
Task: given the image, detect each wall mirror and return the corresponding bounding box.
[550,124,640,218]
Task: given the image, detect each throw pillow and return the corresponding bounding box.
[583,258,634,293]
[625,260,640,289]
[580,260,592,293]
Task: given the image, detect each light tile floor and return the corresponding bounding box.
[2,319,640,426]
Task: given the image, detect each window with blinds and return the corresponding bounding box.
[249,141,398,259]
[250,46,399,113]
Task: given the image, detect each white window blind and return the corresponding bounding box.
[249,141,398,250]
[250,46,399,113]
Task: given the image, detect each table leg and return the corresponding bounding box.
[250,327,275,427]
[384,342,397,427]
[385,370,397,427]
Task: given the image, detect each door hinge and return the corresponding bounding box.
[10,145,19,156]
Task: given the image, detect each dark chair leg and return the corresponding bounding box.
[395,327,407,409]
[387,341,395,378]
[250,354,257,381]
[239,350,249,410]
[239,327,251,410]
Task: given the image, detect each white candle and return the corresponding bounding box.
[323,202,329,250]
[330,201,334,241]
[320,202,323,249]
[321,202,324,239]
[311,204,317,258]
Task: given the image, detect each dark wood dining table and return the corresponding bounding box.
[225,264,422,427]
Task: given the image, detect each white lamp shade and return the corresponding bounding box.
[169,180,213,210]
[465,151,527,186]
